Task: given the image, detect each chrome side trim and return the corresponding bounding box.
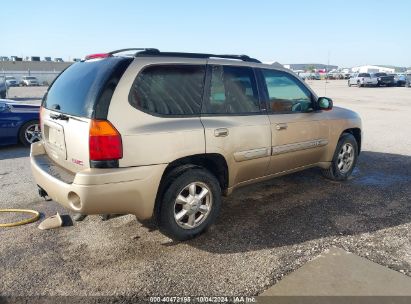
[272,139,328,155]
[233,147,271,162]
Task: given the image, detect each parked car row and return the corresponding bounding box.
[0,56,65,62]
[348,72,410,87]
[327,72,351,80]
[2,76,41,87]
[297,72,321,80]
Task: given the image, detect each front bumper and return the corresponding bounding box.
[30,141,167,219]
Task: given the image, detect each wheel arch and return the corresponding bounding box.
[341,128,362,154]
[153,153,229,220]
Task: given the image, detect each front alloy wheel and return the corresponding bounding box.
[337,143,355,174]
[322,133,358,181]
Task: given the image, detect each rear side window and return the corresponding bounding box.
[43,57,132,118]
[203,65,260,114]
[129,65,206,116]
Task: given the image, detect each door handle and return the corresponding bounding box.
[276,123,288,131]
[214,128,229,137]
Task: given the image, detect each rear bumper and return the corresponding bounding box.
[30,141,167,219]
[361,80,377,85]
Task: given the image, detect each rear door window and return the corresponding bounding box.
[43,57,132,118]
[203,65,260,114]
[128,65,206,116]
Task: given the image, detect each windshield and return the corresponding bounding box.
[25,77,37,80]
[359,73,371,77]
[43,57,132,118]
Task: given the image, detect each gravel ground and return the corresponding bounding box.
[0,81,410,296]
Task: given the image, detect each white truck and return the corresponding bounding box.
[348,73,378,87]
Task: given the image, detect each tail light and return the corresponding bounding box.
[89,120,122,161]
[85,53,112,60]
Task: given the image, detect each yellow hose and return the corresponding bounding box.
[0,209,40,227]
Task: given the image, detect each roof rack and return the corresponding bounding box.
[133,50,261,63]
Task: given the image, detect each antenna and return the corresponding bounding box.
[325,50,330,96]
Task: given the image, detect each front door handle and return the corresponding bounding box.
[276,123,288,131]
[214,128,229,137]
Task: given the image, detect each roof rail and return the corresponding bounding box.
[108,48,160,55]
[134,50,261,63]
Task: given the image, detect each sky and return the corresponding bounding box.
[1,0,410,68]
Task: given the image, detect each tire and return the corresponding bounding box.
[322,133,358,181]
[0,91,5,99]
[19,120,41,146]
[357,82,362,88]
[348,81,351,87]
[158,167,221,241]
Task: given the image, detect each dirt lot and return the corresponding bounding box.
[1,81,410,297]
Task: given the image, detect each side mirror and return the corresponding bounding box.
[318,97,333,111]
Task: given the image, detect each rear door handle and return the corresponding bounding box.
[214,128,229,137]
[276,123,288,131]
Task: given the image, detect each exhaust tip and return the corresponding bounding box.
[68,192,81,210]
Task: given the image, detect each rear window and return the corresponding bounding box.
[43,57,132,118]
[128,65,206,116]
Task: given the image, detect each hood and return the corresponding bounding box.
[332,106,361,120]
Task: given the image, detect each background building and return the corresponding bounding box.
[351,65,395,73]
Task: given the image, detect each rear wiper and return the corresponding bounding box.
[50,113,69,121]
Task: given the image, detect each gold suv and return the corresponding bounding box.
[31,48,362,240]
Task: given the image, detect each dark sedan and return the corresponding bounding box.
[0,100,40,146]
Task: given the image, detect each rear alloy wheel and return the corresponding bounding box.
[159,168,221,240]
[322,133,358,181]
[19,120,41,146]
